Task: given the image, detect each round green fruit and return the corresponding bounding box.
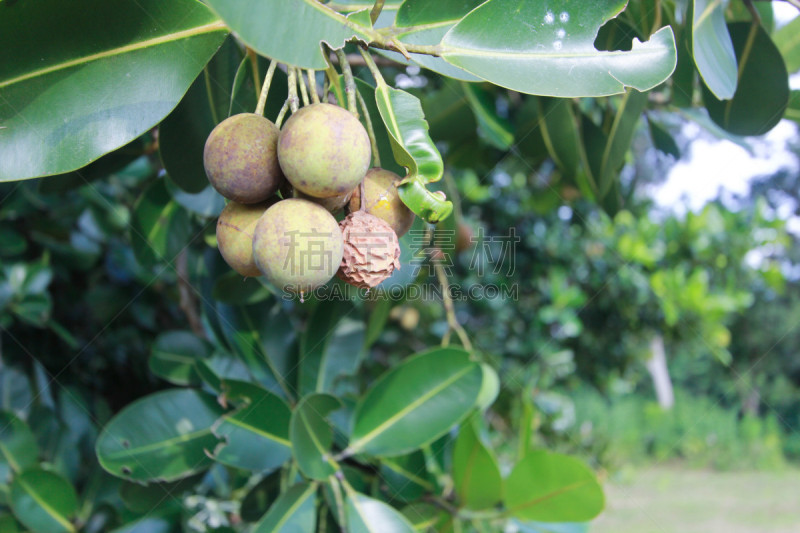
[277,103,370,198]
[216,199,275,277]
[203,113,284,203]
[252,198,344,295]
[348,168,415,236]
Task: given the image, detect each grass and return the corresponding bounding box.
[592,464,800,533]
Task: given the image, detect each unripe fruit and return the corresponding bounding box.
[278,103,371,198]
[348,168,414,237]
[298,189,353,214]
[216,199,276,277]
[203,113,284,203]
[252,198,344,295]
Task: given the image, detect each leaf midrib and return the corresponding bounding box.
[220,415,291,447]
[0,21,227,89]
[270,483,316,531]
[102,427,214,460]
[15,476,75,533]
[349,364,474,453]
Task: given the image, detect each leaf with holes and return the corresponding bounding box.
[0,0,227,181]
[212,380,292,473]
[347,347,482,457]
[9,468,78,533]
[95,389,224,482]
[505,450,604,522]
[438,0,676,97]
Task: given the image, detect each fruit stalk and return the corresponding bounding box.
[255,59,277,116]
[335,48,358,117]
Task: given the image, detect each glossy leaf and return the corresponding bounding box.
[647,116,681,158]
[130,179,193,269]
[204,0,370,69]
[439,0,677,97]
[216,300,296,399]
[149,330,212,386]
[401,502,444,531]
[347,347,482,457]
[505,451,604,522]
[212,380,292,472]
[345,489,416,533]
[380,452,435,502]
[251,482,317,533]
[774,15,800,74]
[538,98,585,187]
[0,411,39,483]
[462,83,514,150]
[692,0,737,99]
[119,475,201,514]
[452,418,503,510]
[299,300,365,396]
[374,84,453,223]
[598,89,649,198]
[786,91,800,125]
[702,22,789,136]
[475,363,500,410]
[96,389,224,482]
[9,468,78,533]
[165,178,226,218]
[0,0,227,181]
[290,394,342,480]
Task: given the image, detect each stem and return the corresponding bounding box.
[359,46,388,88]
[369,0,385,24]
[287,66,300,113]
[297,67,311,107]
[356,89,381,167]
[329,475,348,531]
[322,44,345,106]
[435,260,473,352]
[307,69,320,104]
[246,48,260,100]
[743,0,762,24]
[255,59,277,116]
[203,67,219,124]
[176,250,205,338]
[336,48,358,117]
[275,99,290,128]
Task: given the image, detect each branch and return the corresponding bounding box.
[176,250,205,338]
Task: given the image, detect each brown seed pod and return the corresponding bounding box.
[337,210,400,289]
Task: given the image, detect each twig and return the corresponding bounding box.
[297,67,310,107]
[435,260,473,352]
[255,59,277,116]
[356,89,381,167]
[176,250,205,338]
[287,67,300,113]
[370,0,385,24]
[335,48,359,117]
[329,475,348,530]
[358,46,387,88]
[275,99,290,128]
[307,69,320,104]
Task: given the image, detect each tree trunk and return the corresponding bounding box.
[645,334,674,410]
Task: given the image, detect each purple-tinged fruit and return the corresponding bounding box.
[216,199,276,277]
[348,168,414,237]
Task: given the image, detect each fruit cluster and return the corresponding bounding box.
[205,103,413,299]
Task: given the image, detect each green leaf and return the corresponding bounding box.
[130,179,193,269]
[692,0,737,99]
[439,0,677,97]
[647,116,681,158]
[786,91,800,124]
[462,83,514,150]
[149,330,212,386]
[299,301,365,396]
[204,0,370,69]
[702,22,789,136]
[9,468,78,533]
[0,514,22,533]
[505,450,604,523]
[0,411,39,482]
[347,347,482,457]
[774,15,800,74]
[216,300,297,399]
[401,502,444,531]
[160,43,288,193]
[212,272,272,305]
[598,89,649,198]
[252,482,318,533]
[452,418,502,510]
[212,380,292,473]
[476,363,500,411]
[345,489,416,533]
[96,389,224,482]
[380,452,435,502]
[290,394,342,480]
[119,475,201,514]
[0,0,227,181]
[374,84,452,223]
[538,98,586,189]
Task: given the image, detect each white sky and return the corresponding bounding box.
[651,4,800,218]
